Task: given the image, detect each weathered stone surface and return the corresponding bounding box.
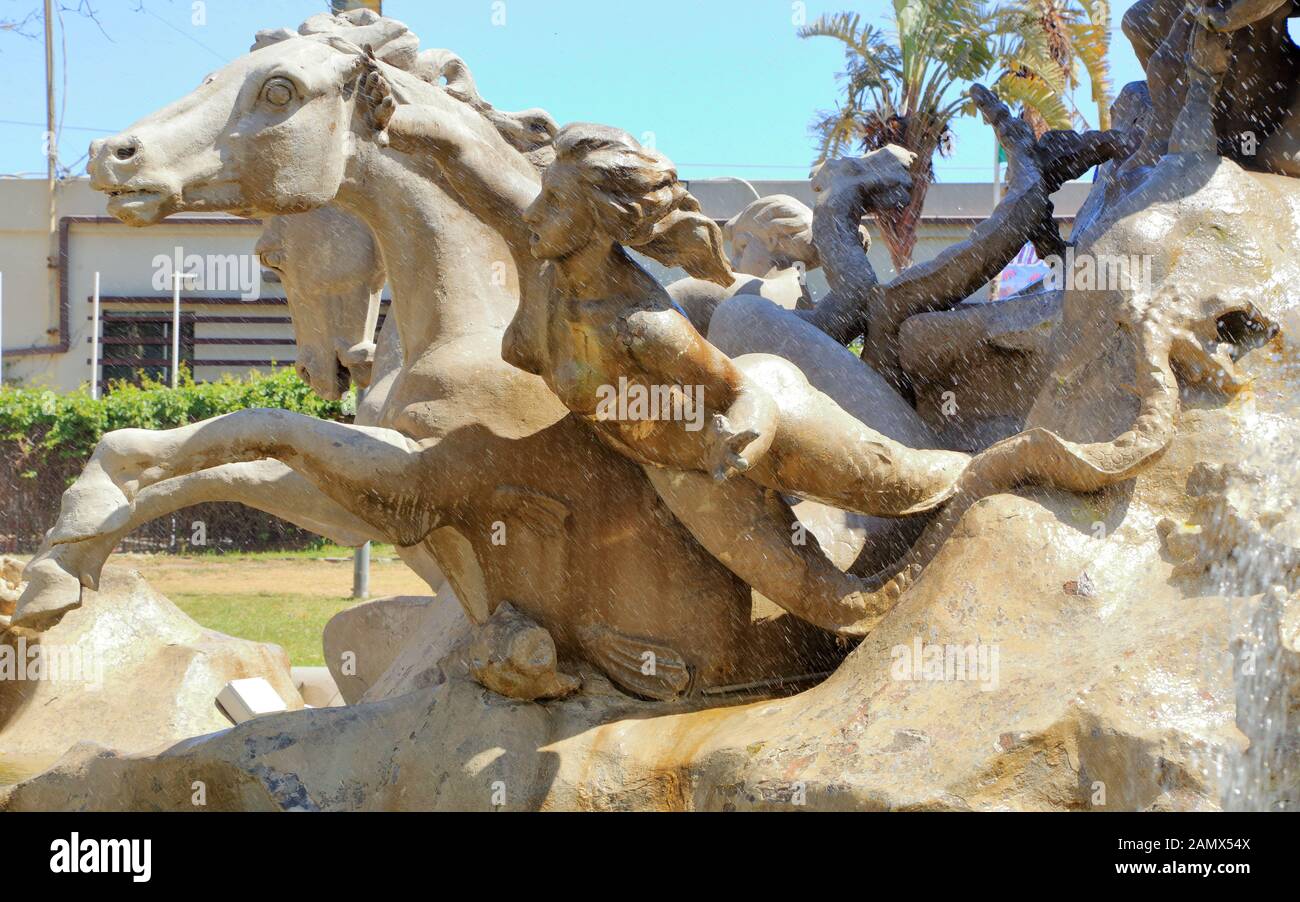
[322,595,462,704]
[0,543,1254,811]
[359,594,474,703]
[0,556,23,616]
[0,569,302,769]
[291,667,345,708]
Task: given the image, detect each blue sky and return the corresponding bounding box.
[0,0,1155,183]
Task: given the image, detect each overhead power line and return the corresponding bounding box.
[0,117,115,133]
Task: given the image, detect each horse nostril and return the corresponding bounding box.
[110,137,140,162]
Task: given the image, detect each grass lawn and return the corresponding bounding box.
[92,546,432,667]
[168,592,356,667]
[7,547,432,666]
[172,542,399,562]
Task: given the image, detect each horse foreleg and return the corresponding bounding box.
[16,460,383,626]
[44,408,436,546]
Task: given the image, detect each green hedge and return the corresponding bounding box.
[0,368,347,469]
[0,368,352,553]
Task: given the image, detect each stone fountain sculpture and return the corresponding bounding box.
[4,5,1298,810]
[15,11,851,701]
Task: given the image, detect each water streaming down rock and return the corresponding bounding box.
[1214,336,1300,811]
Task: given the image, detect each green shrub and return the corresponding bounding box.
[0,367,346,466]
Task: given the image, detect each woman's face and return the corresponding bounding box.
[523,163,595,260]
[728,228,779,276]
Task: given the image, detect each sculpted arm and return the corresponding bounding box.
[361,65,539,250]
[620,308,778,480]
[883,86,1127,326]
[807,87,1125,392]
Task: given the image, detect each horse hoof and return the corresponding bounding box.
[12,555,84,630]
[44,469,133,546]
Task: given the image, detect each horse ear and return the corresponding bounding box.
[417,50,485,106]
[251,27,295,52]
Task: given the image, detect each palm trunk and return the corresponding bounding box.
[874,171,931,272]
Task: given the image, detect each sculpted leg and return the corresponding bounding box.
[708,293,938,573]
[736,353,969,517]
[16,409,453,629]
[17,461,379,626]
[44,408,433,545]
[643,467,915,637]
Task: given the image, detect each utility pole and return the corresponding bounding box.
[352,540,371,600]
[44,0,56,187]
[44,0,58,345]
[350,288,381,600]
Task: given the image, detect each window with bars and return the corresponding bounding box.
[99,313,195,388]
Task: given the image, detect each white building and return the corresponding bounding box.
[0,176,1089,393]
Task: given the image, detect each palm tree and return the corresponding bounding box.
[801,0,1111,269]
[990,0,1112,136]
[801,1,996,268]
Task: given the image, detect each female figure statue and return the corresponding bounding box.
[359,61,971,635]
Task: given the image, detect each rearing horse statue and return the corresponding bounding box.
[21,13,858,700]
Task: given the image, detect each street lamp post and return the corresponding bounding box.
[91,272,101,399]
[170,270,197,389]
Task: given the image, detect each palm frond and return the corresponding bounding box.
[993,71,1073,130]
[1067,17,1112,128]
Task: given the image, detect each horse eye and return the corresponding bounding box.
[263,78,294,107]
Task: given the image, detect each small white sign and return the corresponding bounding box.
[216,678,288,724]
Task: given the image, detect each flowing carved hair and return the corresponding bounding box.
[552,124,733,286]
[724,194,819,269]
[255,8,557,169]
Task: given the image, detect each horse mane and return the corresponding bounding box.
[252,9,555,167]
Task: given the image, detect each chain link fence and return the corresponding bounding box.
[0,433,330,555]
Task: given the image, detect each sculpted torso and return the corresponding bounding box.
[540,272,738,474]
